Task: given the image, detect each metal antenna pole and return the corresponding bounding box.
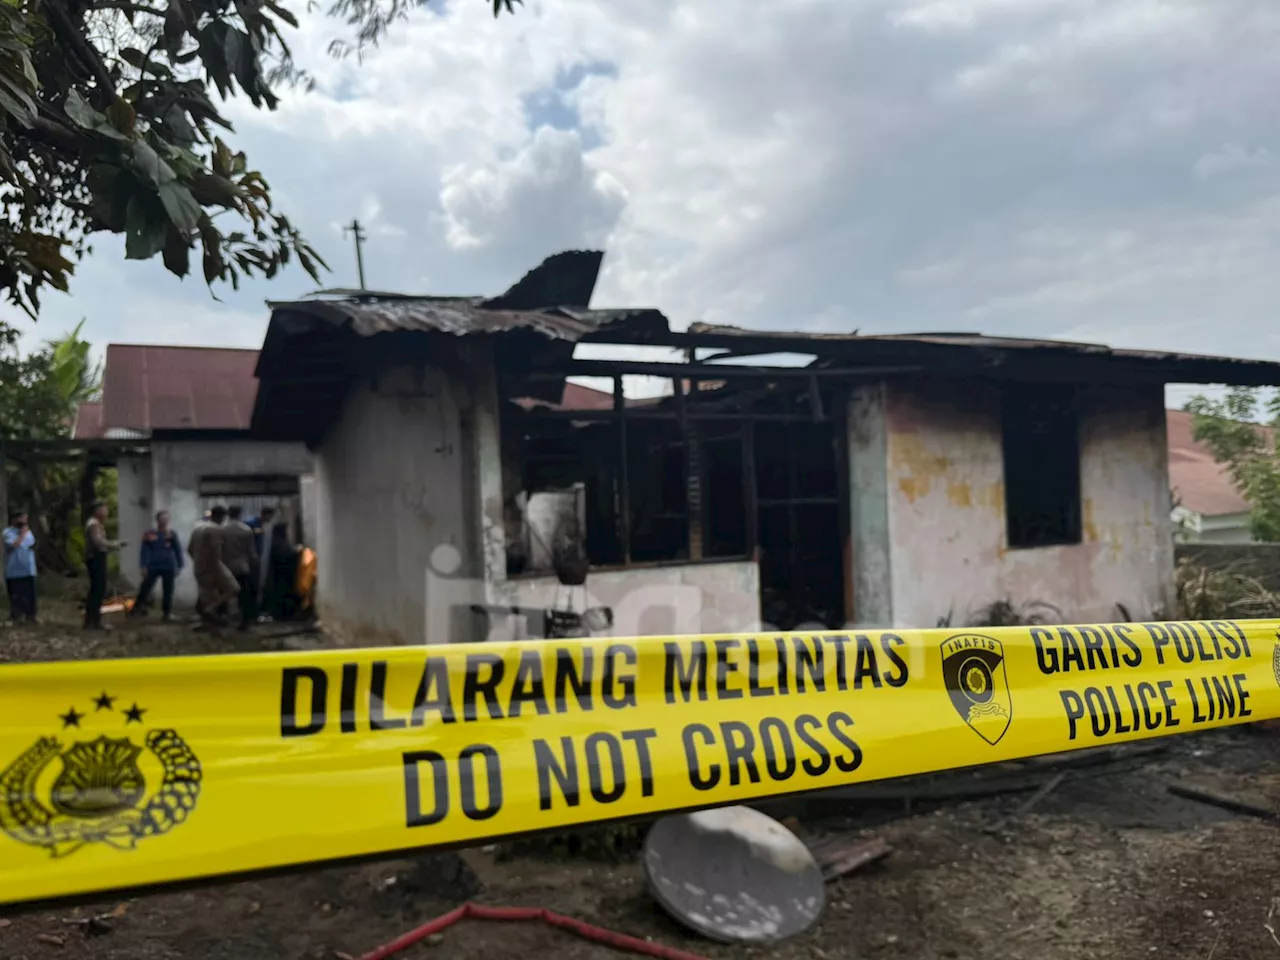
[343,219,367,290]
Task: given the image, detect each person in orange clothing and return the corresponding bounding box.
[295,544,318,625]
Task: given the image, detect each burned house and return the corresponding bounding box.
[250,251,1280,643]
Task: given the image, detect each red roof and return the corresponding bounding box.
[72,401,105,440]
[101,344,260,432]
[1166,409,1262,517]
[514,381,616,412]
[557,382,616,411]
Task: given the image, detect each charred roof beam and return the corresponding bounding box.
[530,361,923,380]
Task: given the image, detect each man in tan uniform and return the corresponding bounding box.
[187,505,236,626]
[222,505,258,631]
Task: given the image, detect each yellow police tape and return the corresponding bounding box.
[2,618,1279,907]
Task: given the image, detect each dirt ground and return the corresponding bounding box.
[2,591,1280,960]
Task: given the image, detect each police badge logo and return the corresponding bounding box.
[941,634,1013,745]
[0,693,201,858]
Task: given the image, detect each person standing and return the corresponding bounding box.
[188,505,236,627]
[84,501,124,631]
[131,510,183,621]
[247,505,275,559]
[223,505,258,631]
[263,522,297,619]
[3,510,37,624]
[247,505,276,613]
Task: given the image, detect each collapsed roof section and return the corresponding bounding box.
[583,323,1280,387]
[251,249,1280,445]
[251,251,669,444]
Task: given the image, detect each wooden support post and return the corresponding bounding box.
[809,374,825,422]
[614,375,631,565]
[80,459,98,525]
[674,375,703,561]
[787,430,801,612]
[743,420,758,563]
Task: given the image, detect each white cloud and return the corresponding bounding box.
[7,0,1280,395]
[1195,142,1272,181]
[440,125,626,253]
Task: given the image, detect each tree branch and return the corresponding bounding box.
[91,0,165,13]
[25,117,90,156]
[43,0,119,107]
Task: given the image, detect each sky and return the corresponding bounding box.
[7,0,1280,408]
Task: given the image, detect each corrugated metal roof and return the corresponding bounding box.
[102,344,260,433]
[686,323,1219,361]
[682,323,1280,385]
[72,402,104,440]
[264,249,658,344]
[263,297,664,342]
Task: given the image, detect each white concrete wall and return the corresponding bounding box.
[489,560,760,639]
[315,357,485,645]
[878,381,1175,627]
[150,439,312,604]
[300,474,318,547]
[848,384,893,626]
[116,455,154,589]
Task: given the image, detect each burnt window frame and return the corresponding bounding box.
[1001,383,1083,550]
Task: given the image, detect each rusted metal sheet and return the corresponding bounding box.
[512,382,617,412]
[682,323,1280,385]
[264,297,665,343]
[102,345,260,433]
[71,401,104,440]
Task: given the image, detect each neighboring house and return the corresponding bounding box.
[250,249,1280,642]
[1166,408,1260,543]
[73,344,312,603]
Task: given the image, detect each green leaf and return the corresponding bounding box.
[120,47,148,68]
[0,85,33,127]
[224,27,261,98]
[63,89,131,141]
[197,217,224,284]
[199,23,234,98]
[296,246,321,282]
[157,181,202,233]
[202,243,223,284]
[163,3,187,56]
[189,171,240,207]
[132,140,176,185]
[124,196,168,260]
[0,70,36,110]
[162,104,197,144]
[162,226,191,278]
[213,137,231,176]
[87,166,129,233]
[19,51,37,89]
[63,89,101,129]
[105,99,136,137]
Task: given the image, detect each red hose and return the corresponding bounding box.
[358,902,711,960]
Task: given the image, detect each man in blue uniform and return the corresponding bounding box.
[131,509,184,621]
[3,510,37,623]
